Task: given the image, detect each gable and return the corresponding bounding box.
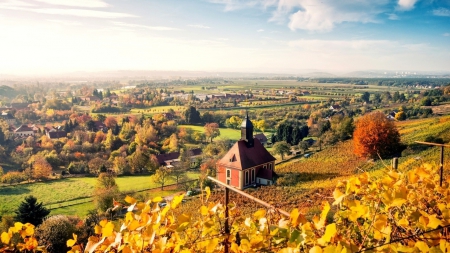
[217,138,275,170]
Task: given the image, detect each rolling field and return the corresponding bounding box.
[0,172,200,217]
[130,106,185,114]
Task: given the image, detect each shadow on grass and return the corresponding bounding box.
[0,186,31,195]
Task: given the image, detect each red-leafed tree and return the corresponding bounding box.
[353,111,401,158]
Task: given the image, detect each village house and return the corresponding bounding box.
[0,112,16,125]
[14,125,35,137]
[216,115,276,189]
[156,148,202,168]
[329,104,342,111]
[254,133,268,146]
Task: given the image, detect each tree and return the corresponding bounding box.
[104,116,117,129]
[361,92,370,103]
[225,116,242,129]
[353,111,401,158]
[93,173,119,212]
[86,120,96,131]
[153,167,172,190]
[272,141,291,160]
[15,195,50,225]
[88,157,108,175]
[112,156,130,175]
[204,123,220,142]
[32,157,52,180]
[298,141,310,154]
[183,106,201,124]
[395,111,406,121]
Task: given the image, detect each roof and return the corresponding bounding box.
[10,103,30,109]
[0,113,14,119]
[330,105,341,110]
[15,124,33,132]
[254,133,267,143]
[156,148,203,166]
[48,131,67,139]
[217,138,275,170]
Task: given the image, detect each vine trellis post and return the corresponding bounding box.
[207,176,290,253]
[414,141,450,187]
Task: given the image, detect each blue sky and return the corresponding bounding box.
[0,0,449,75]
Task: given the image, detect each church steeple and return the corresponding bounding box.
[240,111,254,147]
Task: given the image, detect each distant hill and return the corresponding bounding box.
[0,85,17,97]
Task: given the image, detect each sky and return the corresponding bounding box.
[0,0,449,75]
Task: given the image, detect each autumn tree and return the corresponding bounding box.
[32,156,52,180]
[153,167,172,190]
[204,123,220,142]
[353,111,401,158]
[93,173,119,212]
[104,116,117,129]
[272,141,291,160]
[225,116,242,129]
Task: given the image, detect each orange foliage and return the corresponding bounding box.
[353,111,401,158]
[104,116,117,128]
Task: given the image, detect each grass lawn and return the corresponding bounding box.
[0,172,200,217]
[178,125,243,141]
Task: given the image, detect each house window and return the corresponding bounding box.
[269,163,272,170]
[226,169,231,178]
[251,169,255,183]
[227,179,230,185]
[263,165,267,169]
[245,171,249,185]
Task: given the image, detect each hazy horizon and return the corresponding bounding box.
[1,0,450,76]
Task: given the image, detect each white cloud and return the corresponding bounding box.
[257,29,264,32]
[0,0,35,8]
[211,0,389,32]
[433,8,450,17]
[188,24,211,29]
[113,21,178,31]
[33,0,108,8]
[444,33,450,36]
[388,13,399,20]
[397,0,418,11]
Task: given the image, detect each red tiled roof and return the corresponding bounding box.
[48,131,67,139]
[14,124,33,132]
[217,139,275,170]
[254,133,267,143]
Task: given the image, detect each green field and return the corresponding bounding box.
[0,172,200,217]
[131,106,185,114]
[178,124,255,141]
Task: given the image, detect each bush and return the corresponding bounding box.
[36,215,87,253]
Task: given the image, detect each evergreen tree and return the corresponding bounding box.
[15,195,50,225]
[64,122,70,132]
[113,124,120,135]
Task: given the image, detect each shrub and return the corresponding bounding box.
[36,215,86,253]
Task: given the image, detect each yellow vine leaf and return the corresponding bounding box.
[171,194,185,209]
[415,241,429,252]
[314,201,330,229]
[152,196,163,203]
[66,233,78,247]
[310,246,323,253]
[205,186,211,201]
[94,225,102,235]
[206,238,219,253]
[427,215,442,229]
[1,232,11,244]
[290,209,306,227]
[102,221,115,237]
[320,223,337,244]
[125,195,136,204]
[253,209,266,220]
[332,188,346,205]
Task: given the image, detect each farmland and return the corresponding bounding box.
[0,172,200,217]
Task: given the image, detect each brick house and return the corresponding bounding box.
[216,115,276,189]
